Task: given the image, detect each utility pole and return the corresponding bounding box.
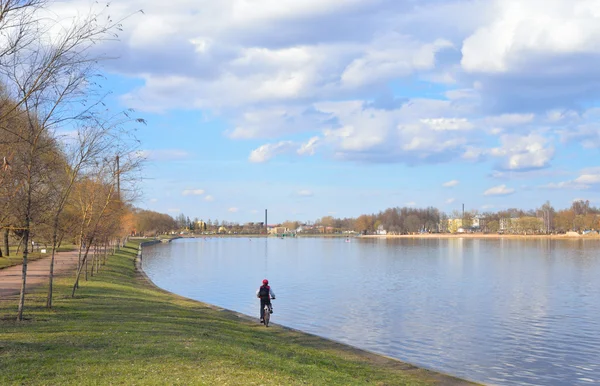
[265,209,268,234]
[116,155,120,200]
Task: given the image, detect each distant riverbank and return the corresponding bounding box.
[360,233,600,239]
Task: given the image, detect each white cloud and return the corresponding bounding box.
[297,190,313,197]
[204,195,215,202]
[490,133,554,170]
[167,208,181,213]
[297,136,320,156]
[341,34,452,88]
[406,202,416,206]
[483,113,535,126]
[182,189,205,196]
[574,174,600,184]
[315,99,474,163]
[149,198,158,203]
[249,141,295,163]
[443,180,459,187]
[420,118,473,131]
[484,184,515,196]
[541,168,600,190]
[228,207,239,213]
[44,0,600,188]
[446,198,456,204]
[461,0,600,73]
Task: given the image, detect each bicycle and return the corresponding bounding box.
[263,299,274,327]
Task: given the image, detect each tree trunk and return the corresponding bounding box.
[15,234,24,254]
[72,241,93,297]
[17,200,32,321]
[46,218,60,308]
[90,246,95,277]
[4,228,9,257]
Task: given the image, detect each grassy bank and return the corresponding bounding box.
[0,240,473,385]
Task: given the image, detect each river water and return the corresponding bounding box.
[141,237,600,385]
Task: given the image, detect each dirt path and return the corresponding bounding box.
[0,251,80,299]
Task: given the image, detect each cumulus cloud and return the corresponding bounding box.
[490,133,555,171]
[297,136,320,156]
[182,189,205,196]
[446,198,456,204]
[341,34,453,88]
[443,180,459,187]
[462,0,600,74]
[228,207,239,213]
[460,0,600,113]
[484,184,515,196]
[46,0,600,186]
[315,99,474,164]
[249,141,296,163]
[204,195,215,202]
[541,168,600,190]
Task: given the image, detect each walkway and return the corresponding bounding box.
[0,251,80,299]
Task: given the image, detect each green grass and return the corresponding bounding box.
[0,240,473,385]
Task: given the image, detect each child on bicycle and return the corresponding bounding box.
[256,279,275,323]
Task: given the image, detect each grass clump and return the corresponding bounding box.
[0,240,473,385]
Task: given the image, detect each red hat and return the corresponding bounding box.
[262,279,269,285]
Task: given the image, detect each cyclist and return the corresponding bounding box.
[256,279,275,323]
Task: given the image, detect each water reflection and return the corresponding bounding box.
[142,237,600,386]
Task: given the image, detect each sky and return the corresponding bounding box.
[53,0,600,224]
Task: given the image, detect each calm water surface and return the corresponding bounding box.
[142,237,600,386]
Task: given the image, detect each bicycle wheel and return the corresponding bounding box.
[263,305,270,327]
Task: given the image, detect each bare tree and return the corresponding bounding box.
[0,1,140,321]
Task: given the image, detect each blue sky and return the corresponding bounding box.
[56,0,600,223]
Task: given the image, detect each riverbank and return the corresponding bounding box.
[0,239,476,385]
[360,233,600,239]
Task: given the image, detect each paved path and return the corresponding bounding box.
[0,251,80,299]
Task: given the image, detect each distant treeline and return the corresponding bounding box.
[136,199,600,236]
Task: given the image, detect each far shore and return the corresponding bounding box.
[154,233,600,240]
[360,233,600,239]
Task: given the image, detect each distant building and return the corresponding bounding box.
[447,218,463,233]
[269,226,287,235]
[376,225,387,235]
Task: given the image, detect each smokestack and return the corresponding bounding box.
[265,209,268,233]
[462,203,464,218]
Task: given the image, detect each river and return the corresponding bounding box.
[141,236,600,386]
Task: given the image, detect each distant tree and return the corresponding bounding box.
[487,220,500,233]
[354,214,374,234]
[571,200,591,216]
[537,201,555,233]
[554,209,575,232]
[404,215,420,233]
[516,217,543,234]
[282,220,299,231]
